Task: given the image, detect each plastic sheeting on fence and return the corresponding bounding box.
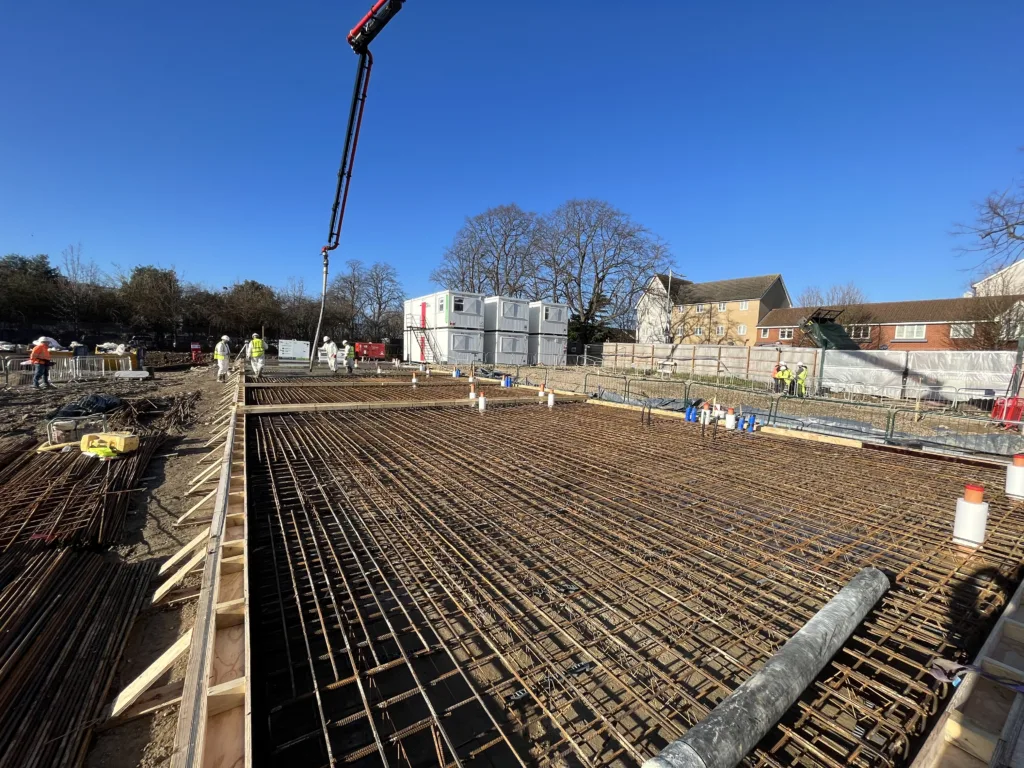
[593,343,1017,402]
[905,351,1014,397]
[819,350,907,392]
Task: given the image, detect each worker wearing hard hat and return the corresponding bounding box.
[796,363,809,397]
[342,339,355,373]
[214,335,231,383]
[322,336,339,373]
[774,363,794,395]
[245,333,266,379]
[29,337,54,389]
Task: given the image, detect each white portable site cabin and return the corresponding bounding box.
[483,331,529,365]
[528,300,570,336]
[528,334,567,366]
[404,291,485,331]
[404,326,483,365]
[484,296,530,334]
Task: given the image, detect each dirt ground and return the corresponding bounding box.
[1,364,233,768]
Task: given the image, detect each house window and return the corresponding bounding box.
[760,328,769,339]
[696,304,705,313]
[740,300,749,311]
[694,327,703,337]
[894,324,926,340]
[779,328,794,340]
[848,326,870,340]
[716,325,725,336]
[453,296,465,312]
[950,323,975,339]
[717,302,727,312]
[737,324,747,336]
[438,298,445,312]
[543,306,550,321]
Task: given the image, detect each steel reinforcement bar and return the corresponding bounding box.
[246,401,1024,767]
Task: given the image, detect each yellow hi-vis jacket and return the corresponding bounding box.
[249,338,265,357]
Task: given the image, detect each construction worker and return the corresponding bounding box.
[246,333,266,378]
[29,337,53,389]
[796,363,809,397]
[214,335,231,383]
[774,363,793,394]
[342,339,355,373]
[771,361,781,392]
[322,336,339,373]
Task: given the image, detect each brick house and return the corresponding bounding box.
[637,274,790,346]
[757,296,1024,351]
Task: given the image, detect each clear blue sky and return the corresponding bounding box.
[2,1,1022,303]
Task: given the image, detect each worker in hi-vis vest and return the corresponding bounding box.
[342,339,355,373]
[322,336,339,373]
[245,333,266,379]
[796,363,808,397]
[213,336,231,383]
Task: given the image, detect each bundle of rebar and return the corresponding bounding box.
[0,549,155,768]
[0,437,161,549]
[0,437,36,474]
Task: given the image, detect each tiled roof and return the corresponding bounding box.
[655,274,782,304]
[759,295,1024,327]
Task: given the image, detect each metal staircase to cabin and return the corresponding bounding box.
[406,313,443,363]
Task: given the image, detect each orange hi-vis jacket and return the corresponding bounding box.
[30,343,51,364]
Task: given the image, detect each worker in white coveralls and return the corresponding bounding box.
[322,336,339,373]
[342,339,355,373]
[245,333,266,378]
[214,336,231,383]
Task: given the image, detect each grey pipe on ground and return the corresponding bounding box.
[643,566,891,768]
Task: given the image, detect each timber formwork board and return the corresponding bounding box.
[246,381,526,406]
[244,399,1024,767]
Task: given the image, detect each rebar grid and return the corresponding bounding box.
[247,402,1024,768]
[246,382,522,406]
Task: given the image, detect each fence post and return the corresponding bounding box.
[745,345,751,378]
[584,372,590,392]
[691,346,696,376]
[716,347,722,377]
[885,410,897,441]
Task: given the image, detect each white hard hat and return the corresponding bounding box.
[221,335,230,341]
[342,339,348,345]
[798,362,807,368]
[33,337,47,345]
[252,333,259,339]
[780,363,788,368]
[323,336,330,342]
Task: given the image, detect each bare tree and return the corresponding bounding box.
[431,204,539,296]
[362,262,403,340]
[544,199,672,342]
[957,179,1024,272]
[797,282,868,307]
[329,260,366,340]
[56,243,102,338]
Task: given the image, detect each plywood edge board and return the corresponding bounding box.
[944,710,998,763]
[106,628,193,719]
[241,395,587,415]
[101,679,186,729]
[170,408,239,768]
[911,561,1024,766]
[759,425,864,449]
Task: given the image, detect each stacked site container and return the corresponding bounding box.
[528,301,569,365]
[483,296,529,365]
[403,291,485,364]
